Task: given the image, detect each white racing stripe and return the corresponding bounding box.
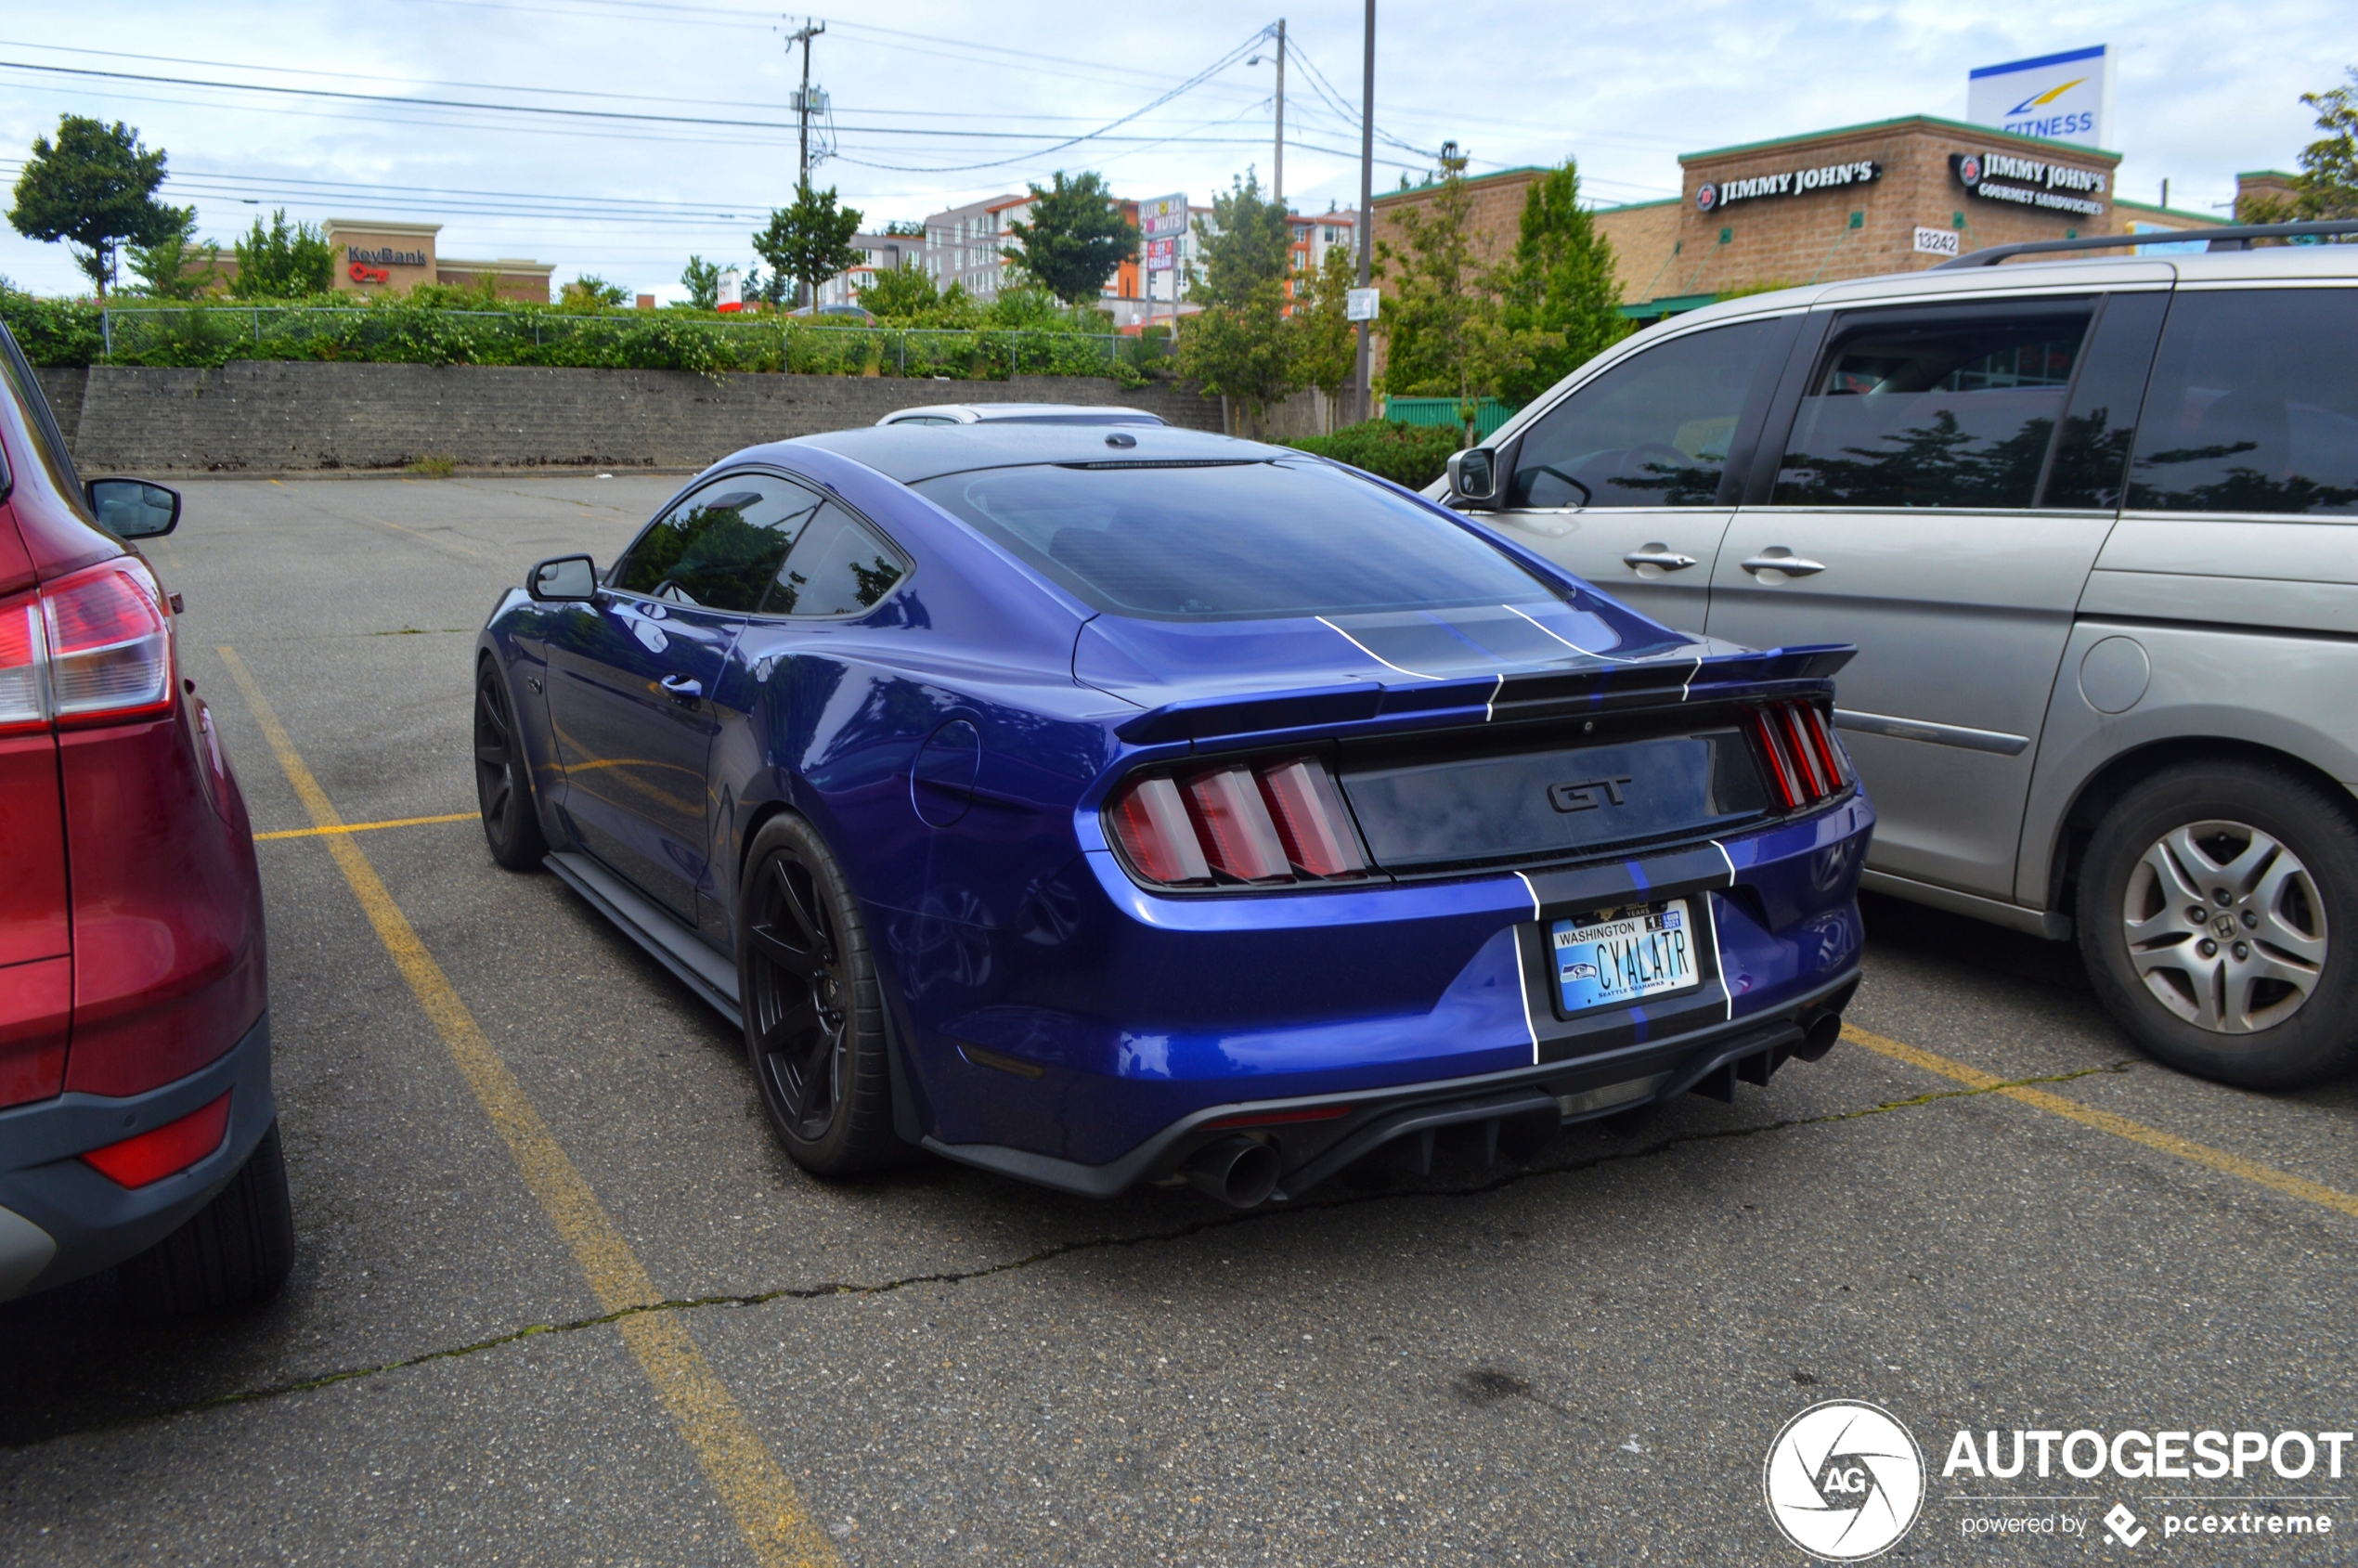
[1315,616,1444,680]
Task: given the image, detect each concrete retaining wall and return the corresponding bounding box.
[33,361,1224,474]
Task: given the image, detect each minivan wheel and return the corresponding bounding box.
[475,662,547,870]
[737,814,906,1174]
[120,1121,296,1317]
[2079,761,2358,1089]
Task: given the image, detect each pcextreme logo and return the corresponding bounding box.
[2008,78,2088,115]
[1764,1401,1926,1561]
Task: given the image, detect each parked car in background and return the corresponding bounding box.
[473,425,1871,1207]
[1436,224,2358,1090]
[874,403,1165,427]
[0,324,290,1315]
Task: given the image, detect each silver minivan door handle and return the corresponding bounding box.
[1622,544,1699,573]
[1741,547,1826,578]
[659,673,704,702]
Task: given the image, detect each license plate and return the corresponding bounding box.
[1551,899,1700,1013]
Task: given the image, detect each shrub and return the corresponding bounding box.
[1283,420,1462,489]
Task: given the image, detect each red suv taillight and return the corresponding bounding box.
[0,560,175,733]
[1107,755,1370,888]
[1750,700,1850,810]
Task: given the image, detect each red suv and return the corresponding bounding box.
[0,323,290,1315]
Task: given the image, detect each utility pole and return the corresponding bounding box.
[1273,19,1286,209]
[786,17,824,310]
[1353,0,1374,424]
[789,18,824,193]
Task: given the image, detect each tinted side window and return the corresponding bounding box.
[1507,319,1778,508]
[2126,289,2358,515]
[614,474,820,612]
[1774,305,2092,509]
[2040,292,2168,511]
[762,503,907,616]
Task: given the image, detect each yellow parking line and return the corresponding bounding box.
[215,645,837,1568]
[253,811,477,842]
[1843,1024,2358,1222]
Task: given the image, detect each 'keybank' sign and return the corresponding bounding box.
[1966,45,2114,149]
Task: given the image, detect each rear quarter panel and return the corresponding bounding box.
[2017,615,2358,909]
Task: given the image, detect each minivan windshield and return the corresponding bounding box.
[912,459,1559,620]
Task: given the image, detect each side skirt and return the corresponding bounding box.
[544,851,744,1028]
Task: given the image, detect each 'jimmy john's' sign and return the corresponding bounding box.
[1950,151,2108,217]
[1695,160,1880,214]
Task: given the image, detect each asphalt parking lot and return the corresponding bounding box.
[3,473,2355,1566]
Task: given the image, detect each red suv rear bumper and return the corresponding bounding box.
[0,1010,276,1301]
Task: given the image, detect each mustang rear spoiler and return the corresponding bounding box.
[1110,643,1855,747]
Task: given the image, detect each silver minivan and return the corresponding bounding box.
[1438,227,2358,1089]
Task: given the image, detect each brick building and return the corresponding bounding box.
[1370,116,2264,332]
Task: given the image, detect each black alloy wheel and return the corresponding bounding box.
[2079,759,2358,1090]
[475,662,547,871]
[738,814,904,1173]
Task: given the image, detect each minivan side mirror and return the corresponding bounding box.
[526,555,599,603]
[1446,447,1498,507]
[87,478,180,538]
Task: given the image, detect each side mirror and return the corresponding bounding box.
[87,478,181,538]
[526,555,599,603]
[1447,447,1498,507]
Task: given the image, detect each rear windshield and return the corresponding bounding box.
[912,459,1558,620]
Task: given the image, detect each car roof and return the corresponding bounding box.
[794,423,1288,484]
[874,402,1166,426]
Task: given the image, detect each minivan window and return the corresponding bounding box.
[914,459,1560,621]
[2126,289,2358,515]
[1506,319,1778,508]
[1774,306,2093,510]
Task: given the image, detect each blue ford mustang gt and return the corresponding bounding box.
[473,425,1872,1207]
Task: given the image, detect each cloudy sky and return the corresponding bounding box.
[0,0,2345,299]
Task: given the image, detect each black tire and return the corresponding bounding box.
[475,660,547,871]
[737,814,907,1173]
[2078,760,2358,1090]
[120,1121,295,1317]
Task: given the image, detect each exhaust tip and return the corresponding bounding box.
[1182,1135,1281,1209]
[1795,1010,1844,1062]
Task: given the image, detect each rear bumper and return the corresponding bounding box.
[924,966,1858,1199]
[0,1010,275,1302]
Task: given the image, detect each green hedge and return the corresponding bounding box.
[0,294,1149,386]
[1283,420,1464,489]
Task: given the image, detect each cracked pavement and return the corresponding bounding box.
[3,476,2354,1565]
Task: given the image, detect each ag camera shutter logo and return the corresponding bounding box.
[1764,1400,1925,1561]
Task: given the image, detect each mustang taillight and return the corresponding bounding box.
[1108,755,1369,888]
[1750,700,1850,810]
[0,561,175,735]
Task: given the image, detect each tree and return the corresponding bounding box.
[1375,149,1556,440]
[752,182,863,310]
[228,210,333,299]
[125,205,216,300]
[1173,174,1300,428]
[1494,158,1629,405]
[7,116,184,296]
[1291,245,1360,406]
[2240,66,2358,221]
[1003,171,1136,306]
[561,274,629,310]
[857,259,943,321]
[679,254,723,309]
